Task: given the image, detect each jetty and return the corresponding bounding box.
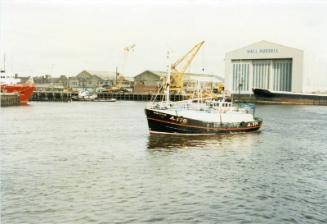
[0,93,20,107]
[97,92,189,101]
[32,91,72,102]
[233,93,327,106]
[28,90,327,105]
[30,91,189,102]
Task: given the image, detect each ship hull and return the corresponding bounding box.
[145,109,262,135]
[0,84,35,105]
[252,88,327,105]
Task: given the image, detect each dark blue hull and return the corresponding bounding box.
[252,88,327,105]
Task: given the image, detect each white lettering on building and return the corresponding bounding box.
[247,49,279,54]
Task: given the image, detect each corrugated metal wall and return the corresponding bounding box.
[232,59,292,92]
[232,63,249,91]
[252,60,270,89]
[273,60,292,91]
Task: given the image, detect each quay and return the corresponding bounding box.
[30,91,189,102]
[98,92,327,105]
[0,93,20,107]
[233,94,327,106]
[30,91,327,105]
[97,92,189,101]
[32,91,72,102]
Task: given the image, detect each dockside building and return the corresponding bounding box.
[225,40,303,93]
[134,70,223,93]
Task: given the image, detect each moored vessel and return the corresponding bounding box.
[252,88,327,105]
[95,98,117,102]
[0,71,35,105]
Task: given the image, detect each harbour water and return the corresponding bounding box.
[1,102,327,223]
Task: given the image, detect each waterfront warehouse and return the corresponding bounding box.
[224,40,303,94]
[133,70,223,93]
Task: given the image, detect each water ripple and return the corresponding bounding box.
[1,102,327,223]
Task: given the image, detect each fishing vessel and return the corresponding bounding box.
[145,42,262,135]
[145,96,262,135]
[0,71,35,105]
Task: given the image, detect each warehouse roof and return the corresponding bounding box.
[77,70,127,81]
[136,70,224,82]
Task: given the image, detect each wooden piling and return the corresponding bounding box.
[0,93,20,107]
[31,91,72,102]
[96,92,190,102]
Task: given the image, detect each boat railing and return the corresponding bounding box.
[148,100,253,115]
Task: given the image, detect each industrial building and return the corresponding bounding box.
[225,40,303,94]
[68,70,118,90]
[134,70,223,93]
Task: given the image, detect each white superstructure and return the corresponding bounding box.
[0,71,21,85]
[147,99,256,124]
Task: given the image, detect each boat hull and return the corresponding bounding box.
[252,88,327,105]
[145,108,262,135]
[0,84,35,105]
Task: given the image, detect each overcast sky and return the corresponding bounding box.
[1,0,327,91]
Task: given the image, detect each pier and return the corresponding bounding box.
[32,91,72,102]
[96,92,189,101]
[0,93,20,107]
[233,94,327,106]
[29,90,327,105]
[30,91,189,102]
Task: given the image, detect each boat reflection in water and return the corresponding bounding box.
[147,131,261,151]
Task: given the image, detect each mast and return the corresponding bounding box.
[165,51,171,105]
[166,64,171,105]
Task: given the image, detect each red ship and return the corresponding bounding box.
[0,71,35,105]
